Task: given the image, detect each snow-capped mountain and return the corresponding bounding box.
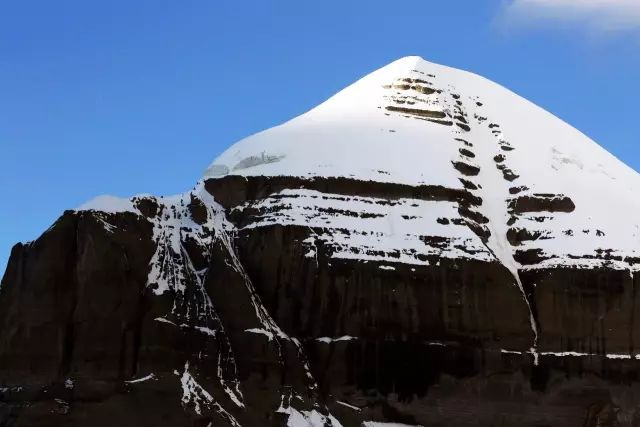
[1,56,639,427]
[208,55,640,272]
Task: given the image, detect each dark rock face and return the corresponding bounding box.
[1,176,639,427]
[0,211,155,384]
[0,197,319,427]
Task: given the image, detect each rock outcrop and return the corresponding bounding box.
[2,56,640,426]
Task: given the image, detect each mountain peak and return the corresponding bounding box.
[205,57,640,272]
[6,56,640,427]
[379,54,425,71]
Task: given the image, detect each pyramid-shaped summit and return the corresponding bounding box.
[208,55,640,272]
[3,56,640,427]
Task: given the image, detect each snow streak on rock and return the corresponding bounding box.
[233,189,492,266]
[77,181,342,420]
[177,361,242,426]
[78,182,246,414]
[277,392,343,427]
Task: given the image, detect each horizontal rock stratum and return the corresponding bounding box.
[2,56,640,427]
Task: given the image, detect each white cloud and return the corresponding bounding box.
[502,0,640,32]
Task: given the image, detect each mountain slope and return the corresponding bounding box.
[1,56,640,427]
[208,55,640,271]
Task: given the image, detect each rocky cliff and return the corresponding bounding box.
[2,56,640,427]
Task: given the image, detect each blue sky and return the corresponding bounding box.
[1,0,640,271]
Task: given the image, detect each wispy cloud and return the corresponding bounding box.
[501,0,640,33]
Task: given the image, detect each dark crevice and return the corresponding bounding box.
[206,175,481,211]
[452,161,480,177]
[385,105,446,119]
[130,290,147,377]
[459,148,475,158]
[456,123,471,132]
[630,275,636,356]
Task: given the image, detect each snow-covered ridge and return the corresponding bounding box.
[203,55,640,272]
[77,55,640,273]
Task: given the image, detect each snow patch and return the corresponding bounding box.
[76,195,135,213]
[239,189,492,267]
[315,336,357,344]
[194,326,217,337]
[126,373,156,384]
[245,328,275,341]
[177,361,241,425]
[336,400,361,411]
[276,398,343,427]
[154,317,177,326]
[502,348,636,360]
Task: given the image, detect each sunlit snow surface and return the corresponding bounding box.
[79,56,640,272]
[277,394,343,427]
[206,55,640,272]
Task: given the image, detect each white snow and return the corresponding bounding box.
[607,353,633,360]
[336,400,361,411]
[207,55,640,272]
[179,362,212,415]
[315,336,357,344]
[207,56,460,187]
[279,408,343,427]
[245,328,275,341]
[125,373,156,384]
[178,361,242,425]
[194,326,217,337]
[76,195,135,213]
[276,394,343,427]
[144,190,212,296]
[235,188,492,266]
[501,348,637,360]
[75,55,640,272]
[202,55,640,366]
[154,317,177,326]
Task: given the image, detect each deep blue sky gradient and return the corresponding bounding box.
[2,0,639,271]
